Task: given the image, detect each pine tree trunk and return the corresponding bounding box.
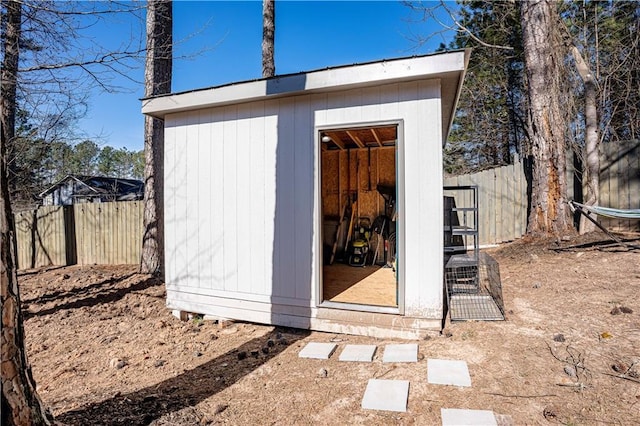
[262,0,275,78]
[574,54,600,233]
[520,0,572,236]
[579,79,599,233]
[141,0,172,276]
[1,1,53,424]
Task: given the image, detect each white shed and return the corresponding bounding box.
[142,50,469,339]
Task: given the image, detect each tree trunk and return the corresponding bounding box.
[568,45,600,234]
[520,0,572,236]
[1,1,53,424]
[262,0,275,78]
[580,78,599,233]
[140,0,172,276]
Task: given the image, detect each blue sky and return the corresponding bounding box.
[78,1,454,151]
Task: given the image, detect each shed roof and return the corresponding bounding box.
[142,50,470,144]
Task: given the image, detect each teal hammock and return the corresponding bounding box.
[569,201,640,220]
[569,200,640,249]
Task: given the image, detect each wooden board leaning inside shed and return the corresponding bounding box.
[320,125,397,308]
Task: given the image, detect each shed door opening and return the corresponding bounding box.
[320,125,398,308]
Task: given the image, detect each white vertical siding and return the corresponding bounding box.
[325,91,346,124]
[166,103,282,299]
[209,109,225,290]
[263,101,279,299]
[402,80,443,317]
[309,94,326,305]
[293,95,313,301]
[164,78,445,326]
[185,112,200,287]
[274,100,293,299]
[164,116,176,289]
[165,112,189,291]
[222,106,239,292]
[235,104,253,295]
[249,102,266,296]
[197,109,213,289]
[361,85,382,118]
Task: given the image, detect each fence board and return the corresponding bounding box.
[608,143,621,229]
[518,160,527,236]
[629,141,640,232]
[485,171,492,244]
[599,144,610,211]
[496,166,505,243]
[509,162,518,239]
[14,206,67,269]
[620,143,631,229]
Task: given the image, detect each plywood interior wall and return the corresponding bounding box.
[321,147,395,223]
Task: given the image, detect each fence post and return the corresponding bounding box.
[63,205,77,265]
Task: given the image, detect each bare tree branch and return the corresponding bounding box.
[404,1,514,51]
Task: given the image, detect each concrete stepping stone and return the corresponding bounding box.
[382,343,418,363]
[361,379,409,412]
[427,358,472,387]
[298,342,337,359]
[339,344,377,362]
[441,408,497,426]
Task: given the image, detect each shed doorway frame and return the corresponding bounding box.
[315,120,405,315]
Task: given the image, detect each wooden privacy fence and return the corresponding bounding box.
[445,139,640,246]
[15,201,144,270]
[444,159,528,246]
[568,139,640,232]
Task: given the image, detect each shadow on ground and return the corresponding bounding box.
[552,235,640,252]
[22,274,163,320]
[17,265,68,277]
[56,327,309,425]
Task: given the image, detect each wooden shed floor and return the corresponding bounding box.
[322,264,397,307]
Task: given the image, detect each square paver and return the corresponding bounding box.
[428,359,472,387]
[361,379,409,412]
[441,408,497,426]
[382,344,418,363]
[298,342,337,359]
[339,344,377,362]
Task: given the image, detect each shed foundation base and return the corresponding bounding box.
[312,307,441,339]
[168,296,441,340]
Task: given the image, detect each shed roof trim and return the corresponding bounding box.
[142,50,470,118]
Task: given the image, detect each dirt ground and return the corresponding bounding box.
[19,231,640,425]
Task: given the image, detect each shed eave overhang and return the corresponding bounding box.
[142,50,470,122]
